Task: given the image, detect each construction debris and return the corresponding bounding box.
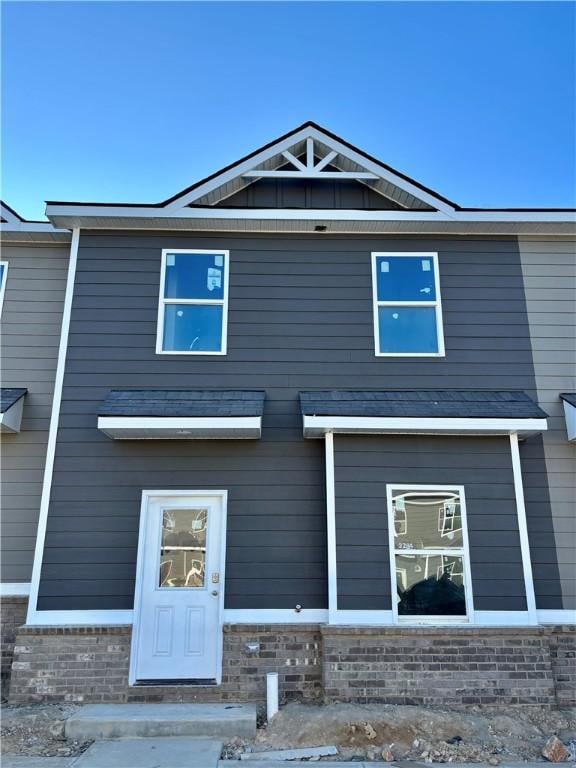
[542,735,571,763]
[239,745,338,761]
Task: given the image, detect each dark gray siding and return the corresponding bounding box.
[216,178,402,209]
[334,435,526,612]
[1,243,68,583]
[38,233,560,611]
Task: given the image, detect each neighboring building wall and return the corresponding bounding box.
[334,435,527,613]
[1,243,68,583]
[36,233,561,611]
[519,238,576,611]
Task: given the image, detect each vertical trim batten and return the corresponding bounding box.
[325,431,338,623]
[27,228,80,623]
[510,432,538,623]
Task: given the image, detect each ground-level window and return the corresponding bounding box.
[0,261,8,316]
[156,249,229,354]
[387,485,473,623]
[371,252,444,356]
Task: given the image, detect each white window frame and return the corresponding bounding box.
[371,251,445,357]
[156,249,230,355]
[386,484,474,625]
[0,261,8,316]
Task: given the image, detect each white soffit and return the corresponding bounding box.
[97,416,262,440]
[302,415,548,438]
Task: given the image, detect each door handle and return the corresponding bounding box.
[211,590,219,597]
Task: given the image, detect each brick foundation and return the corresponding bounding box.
[322,625,576,706]
[8,624,322,705]
[8,621,574,707]
[1,596,28,699]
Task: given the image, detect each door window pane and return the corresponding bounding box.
[375,256,436,302]
[164,252,225,300]
[159,508,207,588]
[163,304,223,352]
[378,307,438,354]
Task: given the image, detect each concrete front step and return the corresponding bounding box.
[65,703,256,741]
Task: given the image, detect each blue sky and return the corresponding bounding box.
[2,1,574,219]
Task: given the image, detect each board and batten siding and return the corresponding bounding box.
[520,238,576,611]
[1,243,68,583]
[37,233,561,611]
[334,435,526,612]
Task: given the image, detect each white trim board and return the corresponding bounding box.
[325,432,338,623]
[97,416,262,440]
[0,582,31,597]
[0,260,8,316]
[509,433,538,623]
[26,228,80,626]
[537,609,576,625]
[303,415,548,438]
[22,608,551,628]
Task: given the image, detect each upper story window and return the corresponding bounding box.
[387,485,473,624]
[371,252,444,356]
[0,261,8,316]
[156,250,229,355]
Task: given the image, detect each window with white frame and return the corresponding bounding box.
[387,486,473,622]
[0,261,8,316]
[156,250,229,354]
[371,252,444,356]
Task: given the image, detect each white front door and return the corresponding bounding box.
[130,491,227,685]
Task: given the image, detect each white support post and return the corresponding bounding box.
[509,432,538,624]
[325,431,338,623]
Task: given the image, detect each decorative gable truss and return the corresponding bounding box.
[165,123,453,213]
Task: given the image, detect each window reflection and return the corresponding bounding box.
[159,508,207,588]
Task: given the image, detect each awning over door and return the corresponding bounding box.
[97,390,265,439]
[560,394,576,442]
[299,390,548,438]
[0,388,27,433]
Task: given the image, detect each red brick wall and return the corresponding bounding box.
[8,621,574,707]
[1,596,27,699]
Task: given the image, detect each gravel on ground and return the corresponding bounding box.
[1,704,91,758]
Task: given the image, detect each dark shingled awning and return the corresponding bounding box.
[97,390,265,440]
[1,388,27,413]
[299,390,548,437]
[560,393,576,408]
[98,390,265,417]
[299,390,547,419]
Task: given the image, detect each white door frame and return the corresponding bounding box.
[129,489,228,686]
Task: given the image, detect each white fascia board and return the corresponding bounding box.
[97,415,262,439]
[0,221,69,233]
[0,396,25,433]
[46,205,450,222]
[562,400,576,441]
[303,415,548,438]
[0,582,31,597]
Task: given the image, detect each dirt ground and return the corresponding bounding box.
[0,703,91,758]
[224,702,576,763]
[1,701,575,762]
